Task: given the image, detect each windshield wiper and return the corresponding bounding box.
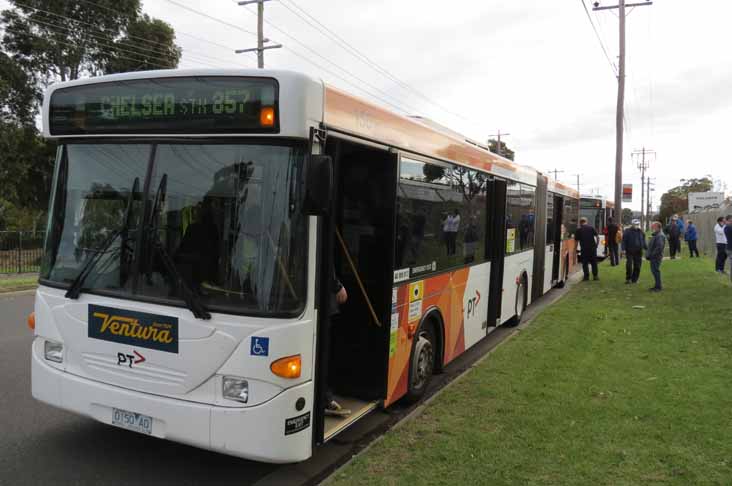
[66,177,140,299]
[148,174,211,320]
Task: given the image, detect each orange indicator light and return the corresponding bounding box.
[271,354,301,379]
[260,106,275,127]
[27,312,35,331]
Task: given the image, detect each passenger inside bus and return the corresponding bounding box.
[174,198,220,292]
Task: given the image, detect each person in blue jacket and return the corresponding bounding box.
[676,216,685,235]
[685,220,699,257]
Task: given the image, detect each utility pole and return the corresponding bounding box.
[573,174,582,195]
[632,147,655,230]
[488,130,510,157]
[549,168,565,181]
[236,0,282,68]
[646,178,655,230]
[593,1,653,227]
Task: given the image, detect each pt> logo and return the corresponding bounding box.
[466,290,481,319]
[117,350,146,368]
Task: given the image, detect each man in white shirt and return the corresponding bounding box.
[444,209,461,256]
[714,216,727,273]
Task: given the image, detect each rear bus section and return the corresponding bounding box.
[32,70,325,463]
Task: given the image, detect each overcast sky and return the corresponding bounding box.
[5,0,730,210]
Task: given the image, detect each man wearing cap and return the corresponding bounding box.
[622,219,646,284]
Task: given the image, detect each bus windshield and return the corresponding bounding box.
[41,141,308,316]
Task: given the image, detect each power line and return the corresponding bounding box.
[163,0,418,115]
[276,0,475,125]
[21,16,192,68]
[232,1,424,114]
[2,24,176,71]
[10,0,254,68]
[163,0,257,37]
[578,0,618,77]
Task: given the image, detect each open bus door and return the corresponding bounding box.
[313,132,398,446]
[486,178,507,327]
[551,195,563,283]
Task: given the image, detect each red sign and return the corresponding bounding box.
[622,184,633,202]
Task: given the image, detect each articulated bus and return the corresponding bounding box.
[579,196,615,259]
[31,69,579,463]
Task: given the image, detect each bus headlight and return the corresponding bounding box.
[222,376,249,403]
[44,340,63,363]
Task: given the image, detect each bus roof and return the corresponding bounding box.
[323,84,540,186]
[547,178,580,199]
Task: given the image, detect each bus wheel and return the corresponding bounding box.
[505,275,527,327]
[404,324,436,403]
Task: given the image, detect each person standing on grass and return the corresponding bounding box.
[606,217,620,267]
[726,215,732,283]
[685,220,699,258]
[715,216,728,273]
[622,220,646,284]
[666,215,681,259]
[575,217,599,281]
[647,221,666,292]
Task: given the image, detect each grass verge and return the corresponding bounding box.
[329,257,732,485]
[0,276,38,292]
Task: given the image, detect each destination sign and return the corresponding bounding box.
[49,76,279,135]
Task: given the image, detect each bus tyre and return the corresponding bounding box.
[506,275,527,327]
[404,324,436,403]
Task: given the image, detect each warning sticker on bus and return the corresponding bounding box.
[389,312,399,357]
[506,228,516,253]
[408,281,423,323]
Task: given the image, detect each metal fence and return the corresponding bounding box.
[0,231,46,274]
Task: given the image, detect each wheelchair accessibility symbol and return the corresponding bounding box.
[250,336,269,357]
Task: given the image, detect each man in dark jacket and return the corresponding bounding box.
[606,217,620,266]
[622,220,646,284]
[575,217,599,281]
[665,215,681,259]
[647,221,666,291]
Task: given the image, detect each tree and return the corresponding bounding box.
[104,14,181,74]
[1,0,180,87]
[0,122,56,230]
[621,208,632,225]
[488,138,514,161]
[0,51,39,124]
[0,1,180,229]
[659,177,713,222]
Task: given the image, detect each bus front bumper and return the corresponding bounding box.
[31,345,313,463]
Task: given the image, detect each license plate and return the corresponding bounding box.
[111,407,153,435]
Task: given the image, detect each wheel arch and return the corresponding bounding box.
[417,305,445,373]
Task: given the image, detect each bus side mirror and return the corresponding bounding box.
[304,154,333,215]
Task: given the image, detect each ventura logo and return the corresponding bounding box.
[88,304,179,353]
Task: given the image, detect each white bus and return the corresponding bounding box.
[30,69,578,463]
[579,196,615,259]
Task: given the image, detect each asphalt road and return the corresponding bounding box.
[0,291,275,486]
[0,280,572,486]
